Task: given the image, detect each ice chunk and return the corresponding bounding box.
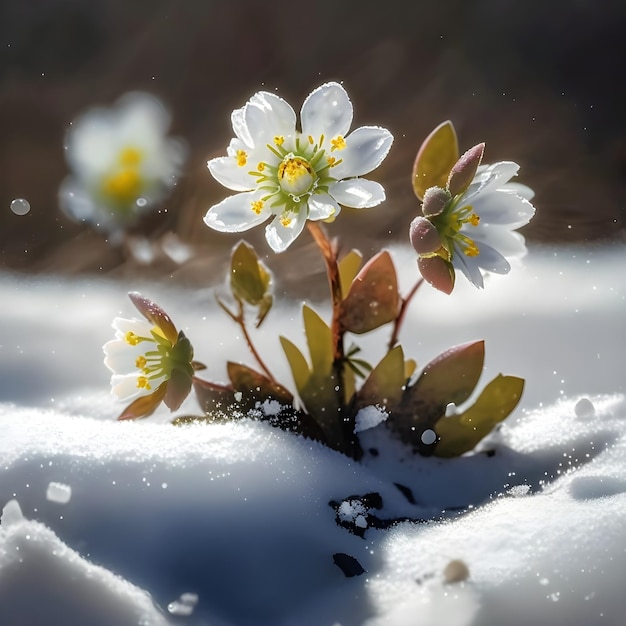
[46,482,72,504]
[354,405,388,433]
[1,500,24,528]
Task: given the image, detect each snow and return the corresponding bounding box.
[0,242,624,625]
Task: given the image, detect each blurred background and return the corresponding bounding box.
[1,0,625,287]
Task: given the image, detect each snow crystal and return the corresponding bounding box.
[167,592,199,616]
[574,397,595,418]
[1,499,24,528]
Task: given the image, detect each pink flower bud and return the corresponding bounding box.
[417,256,455,294]
[447,143,485,197]
[409,216,442,255]
[421,186,450,217]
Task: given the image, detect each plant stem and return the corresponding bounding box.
[388,278,424,351]
[307,222,346,397]
[222,299,277,383]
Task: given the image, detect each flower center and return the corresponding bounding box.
[101,146,144,203]
[277,156,315,197]
[434,203,481,258]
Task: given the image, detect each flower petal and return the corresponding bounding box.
[473,226,527,258]
[472,240,511,274]
[111,373,145,401]
[452,246,485,289]
[208,155,256,192]
[231,104,254,147]
[265,210,307,253]
[244,91,297,148]
[331,126,394,179]
[308,193,340,221]
[329,178,386,208]
[461,161,519,205]
[473,189,535,228]
[301,82,353,141]
[204,191,272,232]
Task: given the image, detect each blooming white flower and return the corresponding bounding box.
[204,82,393,253]
[103,292,194,419]
[411,161,535,291]
[59,92,186,241]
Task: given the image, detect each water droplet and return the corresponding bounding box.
[10,198,30,215]
[421,429,437,445]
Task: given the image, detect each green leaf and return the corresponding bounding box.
[338,249,363,300]
[434,375,525,457]
[354,345,406,412]
[389,340,484,451]
[412,121,459,201]
[279,336,310,395]
[230,240,272,308]
[303,305,334,374]
[339,251,399,334]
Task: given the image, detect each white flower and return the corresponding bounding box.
[449,162,535,288]
[204,82,393,253]
[411,161,535,291]
[59,92,186,241]
[103,292,194,420]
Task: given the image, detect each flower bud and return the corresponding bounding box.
[409,216,442,255]
[421,186,451,217]
[447,143,485,197]
[417,255,455,294]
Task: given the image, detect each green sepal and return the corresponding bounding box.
[434,375,525,457]
[412,121,459,201]
[339,251,399,334]
[117,381,168,421]
[128,291,179,345]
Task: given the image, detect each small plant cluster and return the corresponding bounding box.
[69,82,535,460]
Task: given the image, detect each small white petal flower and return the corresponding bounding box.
[59,92,186,240]
[412,161,535,291]
[204,82,393,253]
[103,293,195,419]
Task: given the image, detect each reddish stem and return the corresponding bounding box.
[388,277,424,351]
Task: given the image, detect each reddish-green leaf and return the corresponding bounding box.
[339,251,399,334]
[412,121,459,201]
[434,375,525,457]
[192,376,238,419]
[230,240,272,307]
[389,341,484,451]
[227,361,293,407]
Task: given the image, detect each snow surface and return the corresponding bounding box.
[0,242,624,625]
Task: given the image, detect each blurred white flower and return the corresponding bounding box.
[204,82,393,253]
[59,92,186,241]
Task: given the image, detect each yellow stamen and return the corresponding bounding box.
[330,135,346,151]
[280,215,292,227]
[125,331,141,346]
[251,200,264,215]
[467,213,480,227]
[464,242,480,257]
[326,156,337,167]
[257,162,266,172]
[137,376,152,390]
[236,150,247,167]
[135,355,147,369]
[119,147,143,167]
[274,136,284,146]
[308,135,314,144]
[102,169,142,203]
